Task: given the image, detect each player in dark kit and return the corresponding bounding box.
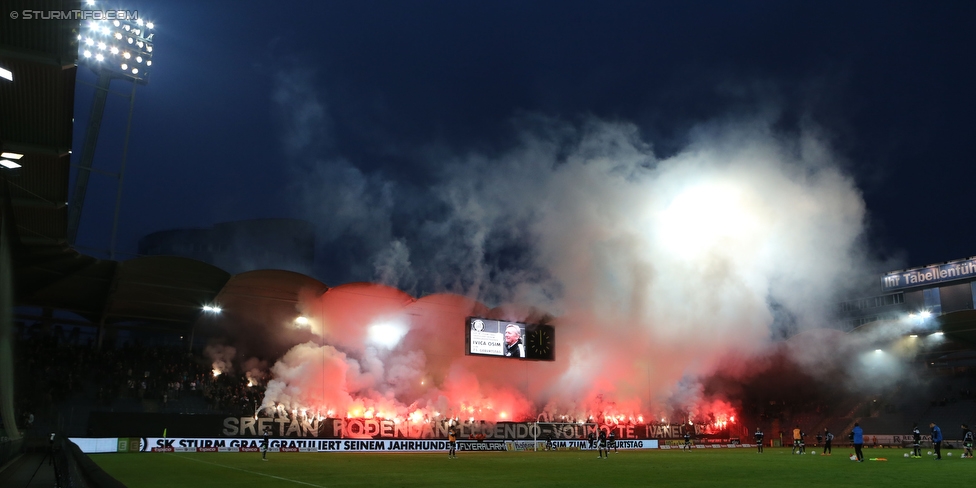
[608,431,617,453]
[261,425,271,461]
[754,427,764,453]
[597,430,609,459]
[683,431,691,451]
[815,432,823,447]
[588,432,596,450]
[911,423,922,458]
[823,428,833,455]
[961,424,973,458]
[545,433,553,451]
[448,426,458,459]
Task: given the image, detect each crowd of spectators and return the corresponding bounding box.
[13,323,266,428]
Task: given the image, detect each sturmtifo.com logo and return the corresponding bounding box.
[9,9,138,20]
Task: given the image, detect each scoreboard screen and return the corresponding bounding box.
[465,317,555,361]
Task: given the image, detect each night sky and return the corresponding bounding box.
[71,0,976,294]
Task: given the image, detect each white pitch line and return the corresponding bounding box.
[170,454,328,488]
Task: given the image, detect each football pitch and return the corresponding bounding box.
[91,448,970,487]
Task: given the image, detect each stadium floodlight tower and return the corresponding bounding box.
[67,4,156,254]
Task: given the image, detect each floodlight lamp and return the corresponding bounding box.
[123,52,131,59]
[909,334,918,338]
[874,349,882,353]
[147,45,153,52]
[0,67,10,82]
[86,0,94,5]
[0,159,22,169]
[97,41,106,50]
[83,50,92,58]
[932,331,943,336]
[136,56,142,63]
[115,33,122,40]
[120,63,127,70]
[145,60,151,66]
[136,41,144,48]
[95,53,104,61]
[113,20,120,27]
[101,26,110,36]
[110,47,119,54]
[127,38,133,44]
[85,37,94,46]
[136,18,144,26]
[131,68,138,74]
[919,311,932,319]
[123,25,130,31]
[0,152,23,160]
[146,22,154,29]
[295,316,309,325]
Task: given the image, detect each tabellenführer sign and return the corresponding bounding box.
[882,257,976,291]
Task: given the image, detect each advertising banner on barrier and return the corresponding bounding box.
[72,437,659,453]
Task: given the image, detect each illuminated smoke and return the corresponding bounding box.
[253,68,878,425]
[205,344,236,376]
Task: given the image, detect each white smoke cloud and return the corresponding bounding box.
[258,66,885,421]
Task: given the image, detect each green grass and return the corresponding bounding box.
[91,447,972,487]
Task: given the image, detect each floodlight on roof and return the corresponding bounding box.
[0,67,10,82]
[919,310,932,319]
[95,53,104,62]
[0,159,22,169]
[146,22,154,29]
[0,152,23,160]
